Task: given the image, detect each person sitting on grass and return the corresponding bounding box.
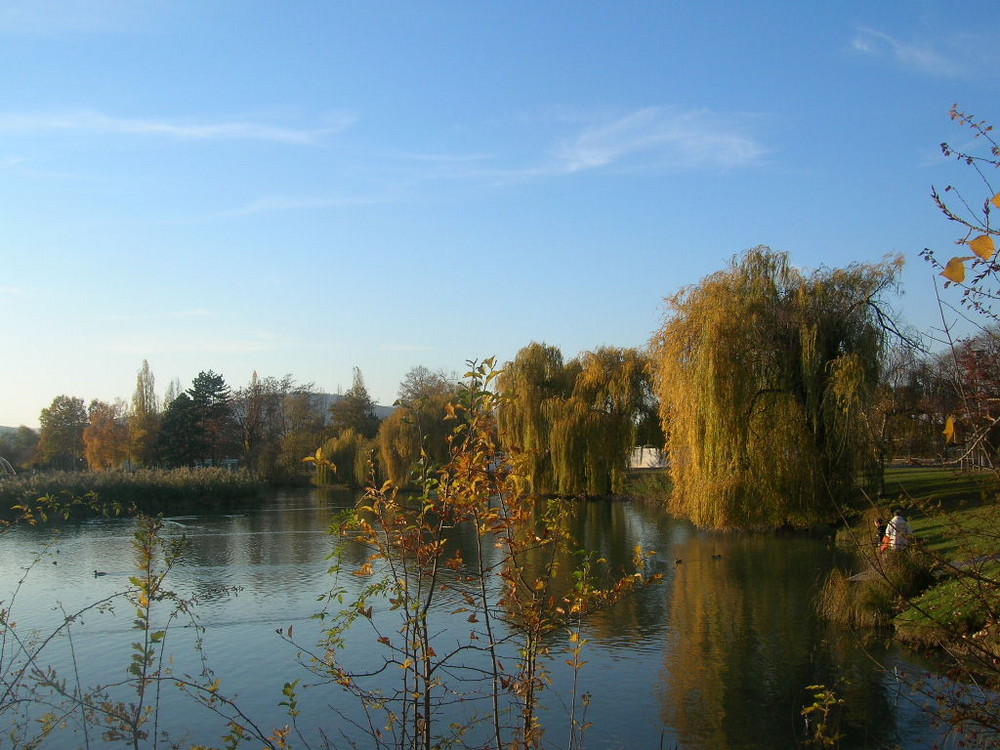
[882,509,912,552]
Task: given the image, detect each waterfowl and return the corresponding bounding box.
[93,570,107,577]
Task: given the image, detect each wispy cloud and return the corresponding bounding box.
[550,107,767,174]
[0,110,355,145]
[850,27,997,78]
[0,0,159,36]
[211,107,768,216]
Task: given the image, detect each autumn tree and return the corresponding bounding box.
[83,399,131,470]
[650,247,899,529]
[277,390,330,478]
[234,372,317,480]
[498,343,653,496]
[38,395,88,470]
[329,367,381,439]
[497,343,571,495]
[551,347,652,496]
[876,346,957,462]
[129,360,160,467]
[378,367,458,489]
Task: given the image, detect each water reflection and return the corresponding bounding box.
[0,488,956,748]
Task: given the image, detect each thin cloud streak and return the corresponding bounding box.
[0,0,157,36]
[850,27,996,78]
[0,110,355,145]
[553,108,767,174]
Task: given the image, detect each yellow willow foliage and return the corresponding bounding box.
[377,408,418,488]
[499,343,650,496]
[650,247,896,529]
[497,342,570,495]
[317,428,375,487]
[377,391,454,489]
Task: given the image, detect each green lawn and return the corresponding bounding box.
[881,466,1000,560]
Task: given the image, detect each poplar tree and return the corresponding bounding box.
[129,360,159,467]
[650,246,900,529]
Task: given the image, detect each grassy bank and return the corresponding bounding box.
[829,466,1000,667]
[0,467,267,518]
[621,468,673,500]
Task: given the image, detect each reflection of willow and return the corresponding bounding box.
[300,360,659,750]
[660,536,846,748]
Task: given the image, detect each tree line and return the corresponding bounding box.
[0,347,661,496]
[0,264,983,520]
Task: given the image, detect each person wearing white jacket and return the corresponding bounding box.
[885,510,912,550]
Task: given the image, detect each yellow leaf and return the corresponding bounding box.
[943,415,956,444]
[992,191,1000,209]
[941,257,974,283]
[968,235,996,260]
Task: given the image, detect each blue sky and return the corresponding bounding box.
[2,1,998,428]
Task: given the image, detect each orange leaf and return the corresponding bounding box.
[992,191,1000,209]
[941,257,973,283]
[968,235,996,260]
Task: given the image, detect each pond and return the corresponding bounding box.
[0,488,958,749]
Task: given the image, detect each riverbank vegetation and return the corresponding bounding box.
[1,360,662,750]
[0,467,264,517]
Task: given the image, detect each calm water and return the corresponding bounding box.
[0,488,955,749]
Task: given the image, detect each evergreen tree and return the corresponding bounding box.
[188,370,236,465]
[155,392,200,467]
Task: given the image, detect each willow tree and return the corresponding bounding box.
[378,371,457,490]
[499,343,652,496]
[497,343,571,495]
[650,247,900,529]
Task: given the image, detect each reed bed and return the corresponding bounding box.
[0,467,265,517]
